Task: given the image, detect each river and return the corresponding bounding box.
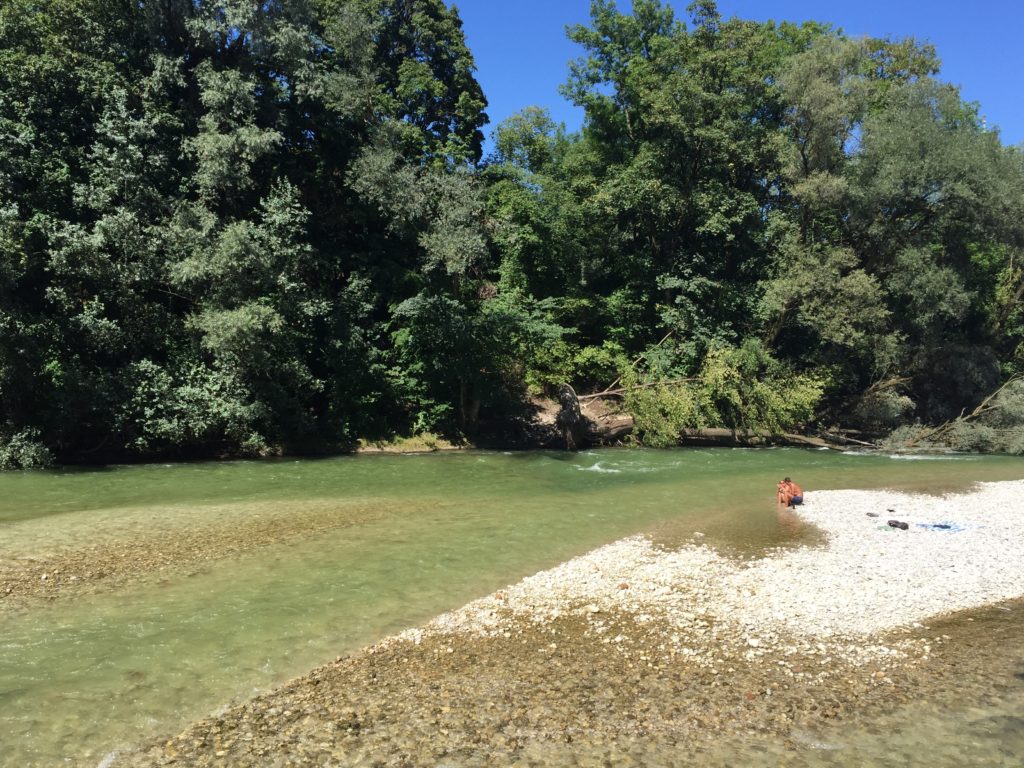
[1,448,1022,766]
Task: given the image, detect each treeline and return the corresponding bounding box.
[2,0,1023,467]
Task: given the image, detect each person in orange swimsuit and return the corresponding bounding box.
[777,477,804,507]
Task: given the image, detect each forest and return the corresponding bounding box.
[2,0,1023,467]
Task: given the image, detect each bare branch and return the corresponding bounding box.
[904,375,1021,447]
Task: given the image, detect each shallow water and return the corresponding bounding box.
[701,601,1024,768]
[1,448,1022,766]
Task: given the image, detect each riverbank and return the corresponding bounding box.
[115,480,1024,766]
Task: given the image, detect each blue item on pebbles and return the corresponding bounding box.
[916,521,971,532]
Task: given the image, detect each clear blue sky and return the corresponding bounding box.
[449,0,1024,153]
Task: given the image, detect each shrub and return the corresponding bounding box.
[624,373,708,448]
[944,422,998,453]
[624,339,825,446]
[884,377,1024,453]
[853,389,915,432]
[0,429,54,470]
[981,379,1024,427]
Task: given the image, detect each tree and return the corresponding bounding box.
[0,0,493,461]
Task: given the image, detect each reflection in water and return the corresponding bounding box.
[776,505,804,536]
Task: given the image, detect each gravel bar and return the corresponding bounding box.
[117,480,1024,766]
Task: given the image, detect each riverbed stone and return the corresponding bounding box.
[21,480,1024,767]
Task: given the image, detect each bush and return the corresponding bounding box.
[119,360,268,456]
[624,339,825,446]
[1003,427,1024,455]
[980,379,1024,427]
[976,379,1024,453]
[880,423,931,450]
[944,421,998,453]
[853,389,915,432]
[692,340,824,433]
[0,429,54,470]
[624,373,707,448]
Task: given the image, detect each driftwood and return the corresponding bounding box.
[863,376,912,397]
[816,430,879,449]
[584,413,635,444]
[579,418,855,450]
[578,377,697,400]
[677,428,843,450]
[553,377,879,450]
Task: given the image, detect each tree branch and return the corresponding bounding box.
[579,376,697,400]
[904,375,1021,447]
[590,331,674,397]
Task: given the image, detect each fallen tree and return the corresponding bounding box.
[893,376,1024,453]
[545,385,868,451]
[902,376,1022,448]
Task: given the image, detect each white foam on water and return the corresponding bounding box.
[576,462,622,474]
[888,454,977,461]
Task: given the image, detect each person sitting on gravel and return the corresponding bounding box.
[777,477,804,507]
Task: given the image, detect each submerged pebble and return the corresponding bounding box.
[111,481,1024,767]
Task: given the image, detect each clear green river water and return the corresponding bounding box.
[1,447,1023,767]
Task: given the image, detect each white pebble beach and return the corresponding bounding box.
[396,479,1024,665]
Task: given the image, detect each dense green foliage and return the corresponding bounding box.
[2,0,1023,465]
[623,339,825,447]
[0,0,507,464]
[484,0,1024,448]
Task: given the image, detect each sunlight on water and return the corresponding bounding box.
[1,448,1022,766]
